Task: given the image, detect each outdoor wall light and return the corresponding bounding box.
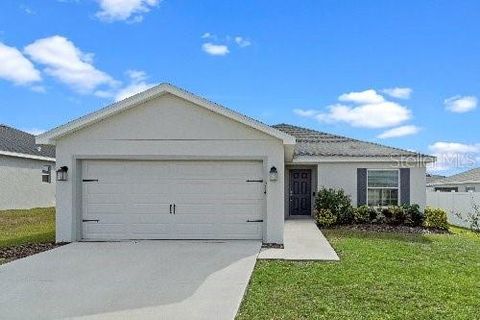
[56,166,68,181]
[269,166,278,181]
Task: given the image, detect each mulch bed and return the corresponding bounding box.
[0,242,67,264]
[327,224,450,234]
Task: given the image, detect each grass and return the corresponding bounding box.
[237,227,480,320]
[0,207,55,249]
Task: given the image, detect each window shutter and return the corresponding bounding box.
[357,168,367,206]
[400,168,410,205]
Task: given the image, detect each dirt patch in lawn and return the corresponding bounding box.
[0,242,67,264]
[325,224,449,234]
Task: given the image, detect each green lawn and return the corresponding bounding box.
[238,227,480,320]
[0,207,55,248]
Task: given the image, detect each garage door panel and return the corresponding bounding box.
[86,193,125,204]
[83,223,126,237]
[86,183,126,194]
[82,160,264,240]
[128,203,171,214]
[130,223,170,235]
[85,204,125,214]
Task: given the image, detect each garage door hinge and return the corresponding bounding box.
[82,179,99,182]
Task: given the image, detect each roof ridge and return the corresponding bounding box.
[272,123,434,158]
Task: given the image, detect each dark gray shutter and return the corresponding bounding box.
[400,168,410,205]
[357,168,367,206]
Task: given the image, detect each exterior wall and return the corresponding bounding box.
[316,162,427,209]
[54,93,285,243]
[0,155,56,210]
[431,183,480,192]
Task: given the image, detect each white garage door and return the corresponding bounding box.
[81,160,265,240]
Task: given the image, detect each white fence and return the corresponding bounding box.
[426,191,480,228]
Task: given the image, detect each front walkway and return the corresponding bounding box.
[258,219,339,261]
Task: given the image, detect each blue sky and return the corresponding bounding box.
[0,0,479,174]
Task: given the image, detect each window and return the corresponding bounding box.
[42,165,51,183]
[465,186,476,192]
[367,170,399,206]
[434,187,458,192]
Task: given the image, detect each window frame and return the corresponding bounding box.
[366,169,400,207]
[42,165,51,183]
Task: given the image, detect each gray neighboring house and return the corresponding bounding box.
[427,168,480,192]
[0,125,56,210]
[37,84,434,244]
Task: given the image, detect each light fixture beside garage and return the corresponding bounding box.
[269,166,278,181]
[56,166,68,181]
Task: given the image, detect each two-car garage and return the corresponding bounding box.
[81,160,265,240]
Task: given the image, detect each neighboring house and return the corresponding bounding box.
[0,125,56,210]
[427,168,480,192]
[426,173,446,191]
[37,84,435,244]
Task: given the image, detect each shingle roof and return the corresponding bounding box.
[428,168,480,185]
[272,123,431,158]
[0,125,55,159]
[426,173,446,185]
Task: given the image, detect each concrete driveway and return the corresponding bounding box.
[0,240,261,320]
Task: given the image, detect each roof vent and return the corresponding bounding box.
[37,146,42,152]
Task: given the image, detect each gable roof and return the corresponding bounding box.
[272,123,435,160]
[426,173,446,185]
[0,125,55,161]
[428,168,480,186]
[36,83,296,145]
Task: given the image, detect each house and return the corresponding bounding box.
[426,173,446,191]
[0,125,56,210]
[37,84,434,244]
[427,168,480,192]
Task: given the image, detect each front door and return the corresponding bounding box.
[289,169,312,216]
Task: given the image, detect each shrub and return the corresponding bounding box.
[353,205,370,224]
[424,207,448,230]
[315,188,353,225]
[314,208,337,227]
[402,204,424,226]
[382,206,406,225]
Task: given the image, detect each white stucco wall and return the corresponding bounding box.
[0,155,56,210]
[316,162,427,209]
[54,93,285,243]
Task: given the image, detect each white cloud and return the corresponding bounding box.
[95,69,156,101]
[444,95,477,113]
[95,0,159,23]
[377,125,420,139]
[201,43,229,56]
[428,141,480,172]
[0,42,41,85]
[201,32,214,39]
[429,142,480,154]
[20,4,36,15]
[293,109,320,117]
[24,35,117,93]
[317,101,411,129]
[338,89,385,104]
[382,87,412,99]
[22,128,46,135]
[234,36,251,48]
[297,89,413,129]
